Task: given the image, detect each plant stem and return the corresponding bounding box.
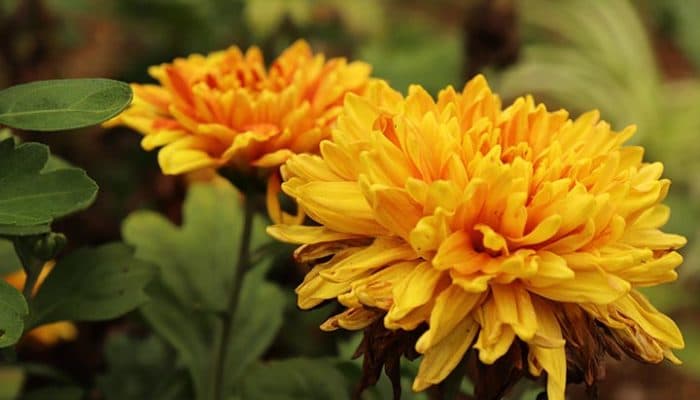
[211,194,256,400]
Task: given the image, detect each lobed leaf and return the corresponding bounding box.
[0,79,132,131]
[0,139,97,236]
[122,183,284,398]
[28,243,155,328]
[0,280,28,348]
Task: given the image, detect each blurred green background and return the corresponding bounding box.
[2,0,700,399]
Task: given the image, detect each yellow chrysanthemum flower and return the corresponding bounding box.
[107,39,372,175]
[267,76,686,399]
[4,263,77,347]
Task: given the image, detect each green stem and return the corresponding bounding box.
[211,194,256,400]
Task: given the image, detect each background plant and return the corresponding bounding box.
[1,0,700,399]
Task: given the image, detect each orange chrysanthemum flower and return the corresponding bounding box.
[4,263,77,347]
[107,40,372,175]
[267,76,686,399]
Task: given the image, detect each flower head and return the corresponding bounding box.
[107,40,373,175]
[267,76,686,399]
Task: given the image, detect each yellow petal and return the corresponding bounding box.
[529,251,575,286]
[416,285,483,353]
[528,269,630,304]
[474,224,509,255]
[282,153,341,182]
[295,270,350,309]
[320,307,381,331]
[286,180,388,236]
[507,214,562,247]
[387,261,444,322]
[618,251,682,286]
[320,237,417,283]
[352,260,417,310]
[266,172,305,225]
[362,182,422,240]
[474,299,516,364]
[526,298,566,400]
[413,316,479,391]
[616,291,684,349]
[621,229,687,250]
[266,225,362,244]
[491,284,538,340]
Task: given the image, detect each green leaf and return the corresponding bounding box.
[0,280,28,348]
[122,183,284,398]
[28,243,154,328]
[0,79,132,131]
[0,239,21,275]
[97,333,189,400]
[239,358,351,400]
[0,139,98,236]
[492,0,659,138]
[223,264,286,387]
[357,17,461,95]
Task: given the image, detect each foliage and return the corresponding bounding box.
[27,243,154,328]
[0,280,28,348]
[492,2,700,392]
[0,77,151,396]
[0,79,132,131]
[358,16,462,95]
[1,0,700,399]
[0,139,97,236]
[97,334,188,400]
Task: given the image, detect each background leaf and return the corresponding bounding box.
[122,183,285,398]
[0,79,132,131]
[358,17,461,95]
[28,243,154,328]
[0,139,97,236]
[0,239,21,275]
[239,358,351,400]
[97,333,189,400]
[0,279,28,348]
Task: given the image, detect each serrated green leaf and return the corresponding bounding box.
[240,358,351,400]
[122,183,284,399]
[28,243,154,328]
[0,139,97,236]
[0,280,28,348]
[0,79,132,131]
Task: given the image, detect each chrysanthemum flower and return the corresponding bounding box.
[4,263,77,347]
[267,76,686,399]
[107,39,371,175]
